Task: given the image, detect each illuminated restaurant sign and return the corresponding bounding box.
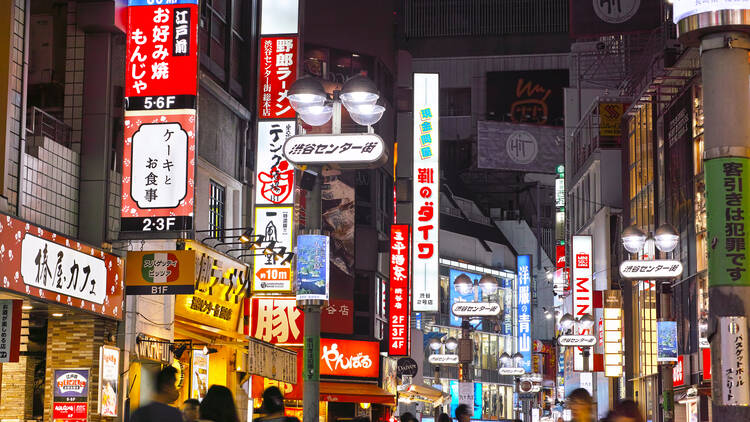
[389,224,410,356]
[250,297,303,346]
[320,338,379,379]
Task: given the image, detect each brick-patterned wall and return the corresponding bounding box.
[0,356,34,420]
[44,316,118,422]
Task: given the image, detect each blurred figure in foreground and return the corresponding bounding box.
[566,388,594,422]
[199,385,240,422]
[182,398,200,422]
[130,366,183,422]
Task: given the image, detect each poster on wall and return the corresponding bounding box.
[253,206,295,293]
[191,350,209,400]
[0,299,22,363]
[121,110,196,232]
[295,235,330,301]
[486,70,568,126]
[570,0,661,37]
[657,321,678,363]
[412,73,440,312]
[98,346,120,417]
[477,121,564,173]
[448,269,483,328]
[53,369,89,422]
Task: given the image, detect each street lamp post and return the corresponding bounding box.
[288,75,385,422]
[558,313,596,372]
[621,223,680,422]
[452,273,498,382]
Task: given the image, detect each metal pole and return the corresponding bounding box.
[701,31,750,419]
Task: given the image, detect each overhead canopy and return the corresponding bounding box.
[320,382,395,406]
[398,384,448,406]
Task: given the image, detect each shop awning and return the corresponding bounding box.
[320,382,395,406]
[398,384,447,406]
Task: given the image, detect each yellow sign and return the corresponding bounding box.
[599,103,625,138]
[125,250,196,295]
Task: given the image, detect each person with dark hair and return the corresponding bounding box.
[257,386,299,422]
[400,412,416,422]
[566,388,594,422]
[130,366,183,422]
[183,398,201,422]
[608,400,644,422]
[455,404,471,422]
[198,385,240,422]
[437,412,452,422]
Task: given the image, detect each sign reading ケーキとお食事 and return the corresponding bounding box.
[122,0,199,234]
[412,73,439,312]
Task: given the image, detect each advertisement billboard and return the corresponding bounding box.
[449,269,483,328]
[486,69,568,126]
[389,225,411,356]
[98,346,120,417]
[250,297,303,346]
[572,235,594,371]
[53,369,89,422]
[253,206,295,293]
[295,235,330,301]
[517,255,532,373]
[412,73,440,312]
[477,121,564,173]
[657,321,678,363]
[258,36,298,119]
[570,0,661,37]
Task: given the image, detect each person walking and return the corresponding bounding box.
[130,366,183,422]
[606,400,644,422]
[437,412,452,422]
[566,388,595,422]
[257,386,299,422]
[455,404,471,422]
[198,385,240,422]
[182,399,200,422]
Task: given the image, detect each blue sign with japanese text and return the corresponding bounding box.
[517,255,532,373]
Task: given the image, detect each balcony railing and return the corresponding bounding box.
[26,107,72,148]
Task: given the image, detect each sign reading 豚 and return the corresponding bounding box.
[284,133,387,169]
[517,255,532,373]
[705,158,750,287]
[412,73,439,312]
[295,235,330,301]
[572,235,594,371]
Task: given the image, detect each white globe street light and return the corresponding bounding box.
[654,223,679,253]
[622,225,647,254]
[453,273,474,295]
[445,337,459,352]
[479,274,499,295]
[559,313,575,330]
[578,314,595,330]
[429,337,443,351]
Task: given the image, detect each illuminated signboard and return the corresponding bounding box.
[250,297,303,346]
[572,235,594,371]
[98,346,120,417]
[296,235,330,301]
[517,255,532,373]
[320,338,379,378]
[0,300,21,363]
[125,250,196,295]
[258,36,298,119]
[555,178,565,208]
[389,225,411,356]
[122,0,198,233]
[252,206,294,293]
[412,73,440,312]
[603,290,623,378]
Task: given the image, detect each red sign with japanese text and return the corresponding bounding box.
[702,347,711,380]
[126,2,198,100]
[322,299,354,335]
[53,402,88,421]
[556,245,565,269]
[673,355,684,387]
[257,36,298,119]
[320,338,379,379]
[250,297,303,346]
[121,110,196,232]
[389,225,410,356]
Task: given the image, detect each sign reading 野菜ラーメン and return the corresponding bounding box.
[705,158,750,287]
[412,73,440,312]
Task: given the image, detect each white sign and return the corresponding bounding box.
[21,233,107,304]
[253,206,294,293]
[555,178,565,208]
[130,121,189,209]
[260,0,299,35]
[593,0,641,23]
[283,133,387,169]
[451,302,501,317]
[412,73,440,312]
[458,382,474,409]
[428,354,459,364]
[98,346,120,417]
[673,1,750,23]
[506,130,538,165]
[572,235,594,371]
[619,260,683,279]
[498,367,525,376]
[0,300,17,363]
[255,120,296,206]
[720,316,750,406]
[558,335,597,347]
[580,372,593,396]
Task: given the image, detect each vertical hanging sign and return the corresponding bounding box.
[389,224,411,356]
[517,255,532,373]
[412,73,439,312]
[572,235,594,371]
[122,0,199,233]
[0,299,22,363]
[253,2,299,295]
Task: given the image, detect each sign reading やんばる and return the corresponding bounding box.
[0,216,124,319]
[320,338,379,378]
[125,250,196,295]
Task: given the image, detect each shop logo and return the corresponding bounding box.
[506,131,538,165]
[56,372,88,394]
[321,343,373,372]
[141,253,179,283]
[593,0,640,24]
[576,253,590,269]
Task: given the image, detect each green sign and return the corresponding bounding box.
[705,157,750,287]
[303,334,320,382]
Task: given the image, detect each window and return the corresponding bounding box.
[209,179,225,240]
[200,0,251,101]
[440,88,471,117]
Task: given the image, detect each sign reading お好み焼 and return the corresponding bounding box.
[412,73,439,312]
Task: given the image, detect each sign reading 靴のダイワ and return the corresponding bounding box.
[412,73,439,312]
[517,255,532,373]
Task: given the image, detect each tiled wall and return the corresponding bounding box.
[108,170,121,241]
[0,355,35,420]
[5,0,27,210]
[21,135,80,237]
[63,1,84,147]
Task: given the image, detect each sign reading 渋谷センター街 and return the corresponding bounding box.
[389,225,411,356]
[0,300,22,363]
[412,73,440,312]
[125,250,196,295]
[250,297,303,346]
[1,216,125,319]
[705,158,750,287]
[283,133,388,169]
[255,121,296,206]
[123,0,199,234]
